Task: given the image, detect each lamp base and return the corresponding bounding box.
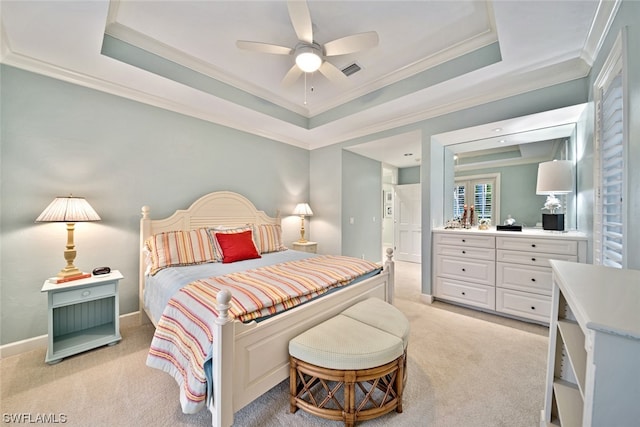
[542,214,564,231]
[57,265,83,279]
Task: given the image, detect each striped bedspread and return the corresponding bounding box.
[146,255,381,414]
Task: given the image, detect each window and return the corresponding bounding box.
[453,173,500,225]
[594,30,626,268]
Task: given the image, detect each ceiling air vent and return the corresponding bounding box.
[341,62,362,77]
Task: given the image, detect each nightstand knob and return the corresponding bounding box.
[82,290,91,297]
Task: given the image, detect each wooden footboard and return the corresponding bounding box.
[211,249,394,427]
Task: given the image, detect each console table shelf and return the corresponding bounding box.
[541,261,640,426]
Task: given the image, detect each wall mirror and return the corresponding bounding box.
[437,104,586,230]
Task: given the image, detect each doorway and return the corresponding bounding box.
[394,184,421,263]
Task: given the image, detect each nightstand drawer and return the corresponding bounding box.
[52,283,116,306]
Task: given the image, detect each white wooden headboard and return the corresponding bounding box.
[139,191,280,321]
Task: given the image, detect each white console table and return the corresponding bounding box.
[541,261,640,426]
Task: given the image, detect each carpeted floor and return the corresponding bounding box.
[1,262,549,426]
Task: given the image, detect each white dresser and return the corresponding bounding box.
[541,261,640,426]
[433,228,587,323]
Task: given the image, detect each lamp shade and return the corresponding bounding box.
[536,160,573,195]
[36,196,101,222]
[293,203,313,216]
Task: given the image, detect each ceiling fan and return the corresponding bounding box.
[236,0,379,87]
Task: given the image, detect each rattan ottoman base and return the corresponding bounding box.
[289,352,405,427]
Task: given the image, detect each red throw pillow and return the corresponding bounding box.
[214,230,261,263]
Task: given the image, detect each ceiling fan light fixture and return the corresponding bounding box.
[295,45,322,73]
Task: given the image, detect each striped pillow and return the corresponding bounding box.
[208,226,255,261]
[145,228,216,275]
[256,223,287,254]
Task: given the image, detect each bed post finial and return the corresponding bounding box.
[386,247,394,263]
[141,205,150,219]
[215,289,232,325]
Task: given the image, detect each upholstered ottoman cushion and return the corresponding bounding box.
[288,314,403,370]
[340,297,410,349]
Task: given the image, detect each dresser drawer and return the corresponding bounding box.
[436,255,495,286]
[497,262,552,295]
[52,283,117,306]
[434,233,495,249]
[437,245,495,261]
[496,250,577,268]
[496,236,578,255]
[496,288,551,323]
[436,277,496,310]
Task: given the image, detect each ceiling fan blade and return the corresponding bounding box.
[281,64,303,87]
[318,61,349,86]
[236,40,293,55]
[287,0,313,44]
[324,31,379,56]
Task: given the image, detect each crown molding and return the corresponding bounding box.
[581,0,621,66]
[306,57,591,149]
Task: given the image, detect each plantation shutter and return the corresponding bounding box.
[594,34,625,268]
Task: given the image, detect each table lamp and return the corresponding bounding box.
[293,203,313,243]
[536,160,573,231]
[36,195,101,278]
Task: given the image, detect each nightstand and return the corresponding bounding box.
[41,271,123,364]
[292,241,317,253]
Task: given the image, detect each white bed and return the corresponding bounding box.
[139,191,395,427]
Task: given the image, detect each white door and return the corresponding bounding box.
[395,184,421,263]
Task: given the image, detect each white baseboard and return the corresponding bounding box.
[0,311,141,359]
[420,293,435,304]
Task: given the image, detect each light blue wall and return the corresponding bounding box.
[398,166,420,185]
[341,150,382,261]
[0,65,310,345]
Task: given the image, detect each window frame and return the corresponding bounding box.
[454,173,500,226]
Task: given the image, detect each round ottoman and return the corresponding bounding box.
[289,299,409,426]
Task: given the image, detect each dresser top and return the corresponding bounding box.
[433,227,587,240]
[550,260,640,340]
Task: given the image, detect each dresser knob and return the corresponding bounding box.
[531,257,536,262]
[462,250,466,254]
[531,306,536,310]
[531,244,536,248]
[462,239,466,243]
[462,268,466,272]
[531,278,536,282]
[461,292,466,296]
